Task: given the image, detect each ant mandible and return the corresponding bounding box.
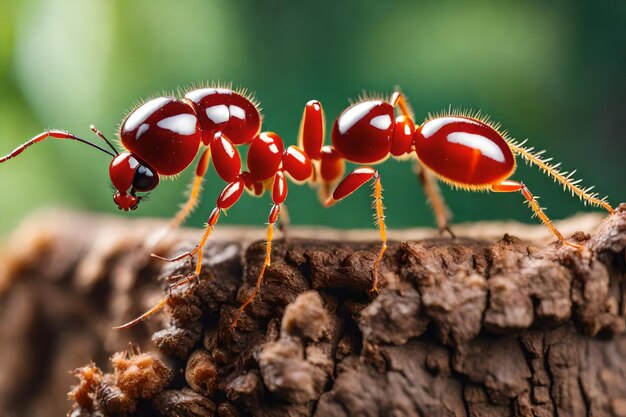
[0,85,615,331]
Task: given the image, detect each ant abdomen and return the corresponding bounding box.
[414,116,516,187]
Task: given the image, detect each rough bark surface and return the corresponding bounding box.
[0,206,625,417]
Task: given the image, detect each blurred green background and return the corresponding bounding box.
[0,0,624,234]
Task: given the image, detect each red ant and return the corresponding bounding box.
[0,85,614,331]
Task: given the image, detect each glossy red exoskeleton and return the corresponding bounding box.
[1,86,615,331]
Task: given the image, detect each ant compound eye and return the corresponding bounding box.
[132,164,160,192]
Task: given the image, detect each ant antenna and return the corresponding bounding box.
[0,130,116,164]
[90,125,120,156]
[71,136,117,157]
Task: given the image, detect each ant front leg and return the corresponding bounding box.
[116,177,246,330]
[325,167,387,292]
[231,171,288,329]
[170,147,211,229]
[492,180,582,249]
[155,176,246,272]
[155,133,244,265]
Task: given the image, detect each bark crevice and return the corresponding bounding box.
[0,206,625,416]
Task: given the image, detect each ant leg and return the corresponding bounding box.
[316,146,345,203]
[231,204,280,330]
[152,205,221,263]
[210,133,241,183]
[112,296,171,330]
[113,269,202,330]
[390,91,454,236]
[156,176,245,268]
[390,90,414,119]
[0,130,115,163]
[508,141,614,213]
[231,171,288,329]
[413,161,454,237]
[170,147,211,229]
[116,205,225,330]
[278,203,291,240]
[118,178,246,330]
[295,100,344,204]
[492,180,582,249]
[325,167,387,292]
[298,100,325,161]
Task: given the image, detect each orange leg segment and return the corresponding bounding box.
[326,167,387,292]
[231,171,288,329]
[170,147,211,229]
[231,204,280,330]
[316,146,345,203]
[492,180,582,249]
[391,91,454,235]
[508,141,614,213]
[414,162,454,236]
[390,91,413,119]
[114,206,222,330]
[115,178,246,330]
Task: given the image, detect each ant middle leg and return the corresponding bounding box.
[325,167,387,292]
[315,146,345,203]
[231,171,288,329]
[231,204,280,330]
[492,179,582,249]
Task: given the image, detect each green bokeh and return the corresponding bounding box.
[1,0,624,234]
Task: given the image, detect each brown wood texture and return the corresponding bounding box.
[0,206,624,417]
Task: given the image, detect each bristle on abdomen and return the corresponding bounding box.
[507,139,614,213]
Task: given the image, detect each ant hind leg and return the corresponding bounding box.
[492,179,583,249]
[413,161,454,237]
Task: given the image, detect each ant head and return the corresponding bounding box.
[113,191,141,211]
[109,152,159,211]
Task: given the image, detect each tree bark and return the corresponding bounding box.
[0,206,625,417]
